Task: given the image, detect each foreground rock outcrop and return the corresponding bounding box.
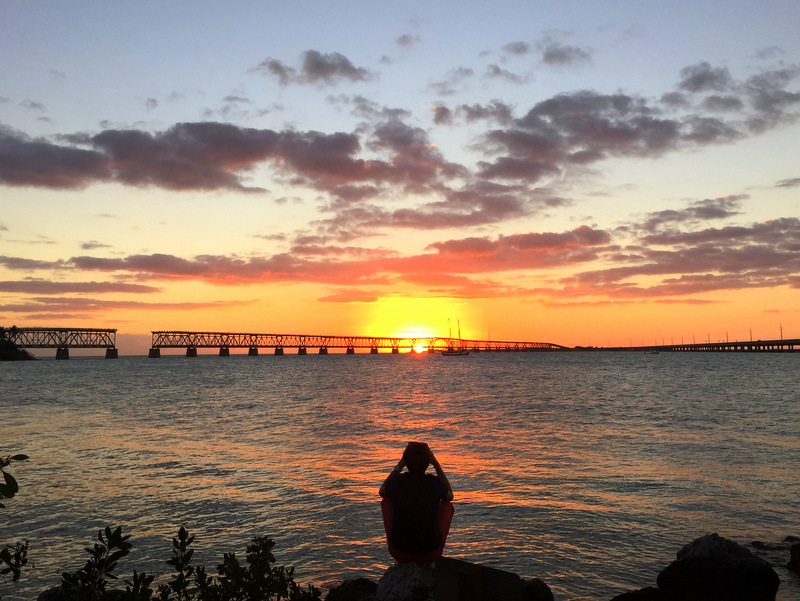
[612,533,782,601]
[326,557,553,601]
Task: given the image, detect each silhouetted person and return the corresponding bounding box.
[379,442,454,561]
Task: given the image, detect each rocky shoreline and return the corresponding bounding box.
[323,533,800,601]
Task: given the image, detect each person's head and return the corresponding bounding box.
[403,442,430,475]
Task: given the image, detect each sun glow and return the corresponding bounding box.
[362,296,471,340]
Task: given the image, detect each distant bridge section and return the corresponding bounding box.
[149,330,567,357]
[5,327,118,359]
[609,338,800,353]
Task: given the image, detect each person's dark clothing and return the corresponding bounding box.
[384,472,448,554]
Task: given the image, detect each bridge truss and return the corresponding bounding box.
[149,330,566,356]
[6,327,118,359]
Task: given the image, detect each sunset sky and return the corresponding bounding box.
[2,1,799,353]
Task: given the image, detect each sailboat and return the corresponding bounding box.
[441,318,470,356]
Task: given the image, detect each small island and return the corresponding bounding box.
[0,327,35,360]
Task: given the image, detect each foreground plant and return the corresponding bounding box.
[1,453,30,597]
[59,526,319,601]
[61,526,134,600]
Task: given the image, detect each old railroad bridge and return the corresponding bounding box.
[146,330,566,357]
[4,327,799,358]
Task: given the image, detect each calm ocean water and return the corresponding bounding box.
[2,351,799,600]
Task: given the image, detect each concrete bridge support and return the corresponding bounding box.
[346,347,355,354]
[105,348,119,359]
[275,347,284,356]
[248,347,259,356]
[219,347,230,357]
[186,347,198,357]
[370,347,379,354]
[56,347,69,360]
[148,348,161,358]
[319,347,328,354]
[298,347,307,355]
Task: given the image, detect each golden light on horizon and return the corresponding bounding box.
[362,296,474,339]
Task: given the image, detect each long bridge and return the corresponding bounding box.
[4,326,799,358]
[605,338,800,353]
[147,330,567,357]
[2,327,118,359]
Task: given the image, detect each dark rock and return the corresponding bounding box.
[609,587,666,601]
[522,577,554,601]
[435,556,522,600]
[326,577,378,601]
[37,587,66,601]
[376,562,434,601]
[788,543,800,576]
[656,533,780,601]
[785,535,800,544]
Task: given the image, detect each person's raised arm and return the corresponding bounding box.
[379,455,405,497]
[428,448,454,501]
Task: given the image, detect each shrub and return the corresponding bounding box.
[59,526,320,601]
[1,453,30,592]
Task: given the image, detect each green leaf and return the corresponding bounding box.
[2,472,19,496]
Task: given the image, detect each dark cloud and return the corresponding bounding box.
[744,66,800,129]
[433,105,453,125]
[430,67,474,96]
[502,41,532,56]
[679,62,734,93]
[20,99,47,112]
[485,64,525,83]
[776,177,800,188]
[0,297,250,315]
[80,241,112,250]
[0,129,109,189]
[561,216,800,299]
[253,58,297,86]
[477,62,800,184]
[1,122,388,192]
[430,225,610,255]
[458,101,514,124]
[0,256,68,270]
[252,50,374,86]
[701,95,745,112]
[396,34,420,48]
[302,50,374,84]
[313,180,556,239]
[539,41,592,67]
[0,280,160,294]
